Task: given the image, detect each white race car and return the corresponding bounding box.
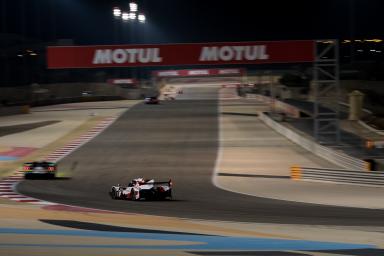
[109,178,173,201]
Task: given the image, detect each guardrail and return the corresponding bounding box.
[259,112,369,171]
[291,166,384,187]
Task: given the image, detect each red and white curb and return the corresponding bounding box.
[0,116,118,205]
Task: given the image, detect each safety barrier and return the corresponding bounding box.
[290,166,384,187]
[0,105,30,116]
[259,112,368,171]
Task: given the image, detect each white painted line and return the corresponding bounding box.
[69,141,83,144]
[1,180,20,183]
[2,180,22,183]
[49,152,70,155]
[0,195,31,199]
[212,97,224,188]
[7,176,23,180]
[9,175,24,178]
[29,201,58,205]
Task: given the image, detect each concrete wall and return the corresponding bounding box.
[0,82,148,106]
[31,83,119,100]
[0,105,29,116]
[0,82,151,116]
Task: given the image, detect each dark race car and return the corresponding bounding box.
[110,178,172,201]
[23,161,57,179]
[144,96,160,104]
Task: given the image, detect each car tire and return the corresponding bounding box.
[110,188,118,200]
[130,188,136,201]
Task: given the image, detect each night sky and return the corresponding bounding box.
[1,0,384,45]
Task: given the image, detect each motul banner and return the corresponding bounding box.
[47,40,315,69]
[153,68,245,77]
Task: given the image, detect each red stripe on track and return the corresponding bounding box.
[16,199,40,203]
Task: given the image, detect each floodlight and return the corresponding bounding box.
[138,14,146,23]
[128,12,136,20]
[129,2,138,12]
[113,7,122,17]
[122,12,129,21]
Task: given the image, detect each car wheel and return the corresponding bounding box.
[110,188,118,200]
[130,188,136,201]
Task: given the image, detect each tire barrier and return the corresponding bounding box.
[291,166,384,187]
[259,112,369,171]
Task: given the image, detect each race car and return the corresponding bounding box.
[110,178,173,201]
[144,96,160,104]
[23,161,57,179]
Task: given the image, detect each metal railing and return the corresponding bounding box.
[291,166,384,187]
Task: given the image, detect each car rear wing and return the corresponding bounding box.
[148,179,173,187]
[24,162,56,165]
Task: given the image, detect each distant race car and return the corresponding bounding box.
[110,178,173,201]
[144,96,159,104]
[23,161,57,179]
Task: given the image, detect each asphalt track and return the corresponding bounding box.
[18,89,384,226]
